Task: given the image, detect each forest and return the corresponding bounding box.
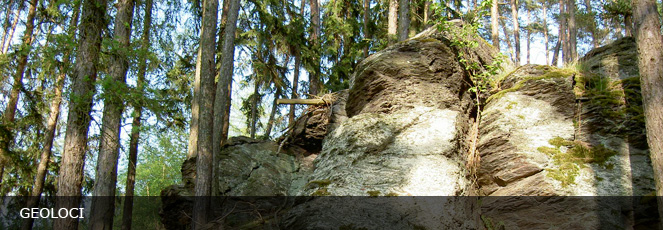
[0,0,662,229]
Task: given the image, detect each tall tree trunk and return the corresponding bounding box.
[567,0,577,61]
[625,13,634,36]
[543,2,549,65]
[0,0,15,53]
[363,0,370,58]
[0,0,38,188]
[54,0,108,229]
[397,0,410,41]
[288,0,305,127]
[633,0,663,224]
[388,0,398,41]
[584,0,598,48]
[491,0,500,50]
[250,81,259,139]
[500,18,515,62]
[424,0,430,28]
[526,6,531,64]
[511,0,520,65]
[121,0,151,229]
[90,0,135,229]
[21,2,81,230]
[193,0,219,226]
[615,19,624,38]
[559,0,568,63]
[1,0,23,54]
[213,0,240,195]
[309,0,321,96]
[552,39,561,65]
[264,86,281,139]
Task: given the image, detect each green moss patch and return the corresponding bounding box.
[538,137,618,187]
[487,67,576,103]
[367,190,380,197]
[311,188,332,196]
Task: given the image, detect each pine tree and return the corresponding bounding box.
[54,0,108,228]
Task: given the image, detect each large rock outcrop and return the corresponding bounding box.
[161,29,659,229]
[478,49,657,228]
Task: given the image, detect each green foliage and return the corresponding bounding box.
[118,127,187,196]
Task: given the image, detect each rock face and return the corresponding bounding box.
[478,52,657,228]
[161,30,659,229]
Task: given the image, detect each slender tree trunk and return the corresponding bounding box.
[491,0,500,50]
[0,0,38,187]
[398,0,410,41]
[424,0,430,28]
[1,0,23,54]
[500,18,515,62]
[288,0,305,127]
[121,0,151,229]
[21,2,81,230]
[264,86,281,139]
[213,0,240,195]
[584,0,598,48]
[363,0,370,58]
[193,0,219,226]
[309,0,321,96]
[90,0,135,229]
[250,81,259,138]
[633,0,663,225]
[526,7,531,64]
[54,0,108,229]
[0,0,15,53]
[388,0,398,41]
[511,0,520,65]
[625,13,634,37]
[567,0,577,61]
[559,0,568,63]
[552,39,561,65]
[543,2,549,65]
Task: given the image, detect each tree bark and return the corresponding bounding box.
[500,17,515,62]
[625,13,634,37]
[21,2,81,230]
[567,0,577,61]
[559,0,568,63]
[213,0,240,198]
[250,80,259,139]
[511,0,520,65]
[424,0,430,28]
[121,0,151,229]
[54,0,108,229]
[633,0,663,224]
[1,0,23,54]
[0,0,38,188]
[397,0,410,41]
[264,86,281,139]
[543,2,549,65]
[363,0,370,58]
[491,0,500,50]
[309,0,321,96]
[584,0,598,48]
[90,0,135,229]
[193,0,219,226]
[526,6,531,64]
[388,0,398,40]
[552,38,561,65]
[0,0,15,53]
